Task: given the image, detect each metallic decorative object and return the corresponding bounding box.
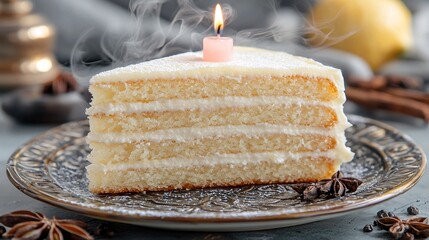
[0,0,58,89]
[6,115,426,231]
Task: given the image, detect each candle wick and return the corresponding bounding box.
[216,24,222,35]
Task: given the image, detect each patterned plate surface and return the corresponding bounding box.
[6,115,426,231]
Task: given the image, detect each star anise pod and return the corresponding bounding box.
[291,171,363,201]
[291,183,321,201]
[405,217,429,238]
[319,171,363,197]
[377,216,429,239]
[0,210,93,240]
[401,232,415,240]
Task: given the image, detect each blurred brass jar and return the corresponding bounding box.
[0,0,58,90]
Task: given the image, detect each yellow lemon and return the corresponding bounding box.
[308,0,413,70]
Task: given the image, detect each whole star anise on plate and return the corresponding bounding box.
[0,210,93,240]
[291,171,363,201]
[377,216,429,239]
[291,184,320,201]
[319,171,363,197]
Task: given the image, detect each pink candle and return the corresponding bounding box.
[203,4,233,62]
[203,37,233,62]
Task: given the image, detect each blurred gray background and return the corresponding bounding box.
[32,0,429,84]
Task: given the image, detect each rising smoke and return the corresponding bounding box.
[71,0,357,85]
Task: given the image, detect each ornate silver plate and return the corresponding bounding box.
[6,115,426,231]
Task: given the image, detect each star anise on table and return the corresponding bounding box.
[377,216,429,240]
[0,210,93,240]
[291,171,363,201]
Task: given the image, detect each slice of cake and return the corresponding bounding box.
[86,47,354,194]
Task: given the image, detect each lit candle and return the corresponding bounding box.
[203,4,233,62]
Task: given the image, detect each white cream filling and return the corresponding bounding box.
[87,96,344,115]
[87,151,339,172]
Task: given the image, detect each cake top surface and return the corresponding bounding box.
[91,46,342,85]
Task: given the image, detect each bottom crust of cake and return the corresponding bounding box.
[87,156,340,194]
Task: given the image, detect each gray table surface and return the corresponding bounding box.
[0,97,428,240]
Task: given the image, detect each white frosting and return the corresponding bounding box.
[87,151,339,172]
[87,96,343,115]
[90,47,345,93]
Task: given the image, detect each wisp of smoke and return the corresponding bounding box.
[71,0,358,86]
[71,0,237,84]
[302,3,359,48]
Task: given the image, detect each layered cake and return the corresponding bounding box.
[86,47,354,194]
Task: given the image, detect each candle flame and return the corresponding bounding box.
[214,4,224,35]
